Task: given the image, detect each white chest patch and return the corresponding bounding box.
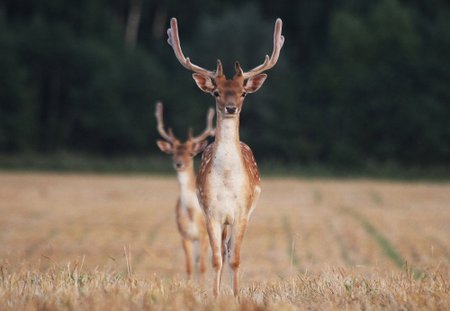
[178,172,201,211]
[205,121,249,224]
[177,171,201,239]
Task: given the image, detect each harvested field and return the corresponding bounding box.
[0,172,449,310]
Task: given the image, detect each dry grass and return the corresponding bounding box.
[0,172,449,310]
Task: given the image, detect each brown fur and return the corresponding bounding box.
[167,17,284,297]
[155,103,214,280]
[158,145,210,280]
[193,75,264,296]
[197,142,260,214]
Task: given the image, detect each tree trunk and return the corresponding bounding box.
[125,0,142,49]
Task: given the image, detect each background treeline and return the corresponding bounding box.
[1,0,449,168]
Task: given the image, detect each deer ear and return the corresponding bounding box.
[156,140,173,154]
[244,74,267,93]
[192,140,209,156]
[192,74,216,93]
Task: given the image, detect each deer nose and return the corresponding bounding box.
[174,162,183,169]
[225,106,237,114]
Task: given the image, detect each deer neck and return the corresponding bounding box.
[215,114,240,149]
[213,115,242,167]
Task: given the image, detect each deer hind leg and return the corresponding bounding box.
[228,218,248,297]
[181,238,194,280]
[206,219,223,297]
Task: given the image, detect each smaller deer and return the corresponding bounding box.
[155,102,215,280]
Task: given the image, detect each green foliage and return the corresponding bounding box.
[0,36,35,151]
[0,0,449,168]
[305,0,450,165]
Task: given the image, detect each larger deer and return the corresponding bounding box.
[167,18,284,296]
[155,101,215,280]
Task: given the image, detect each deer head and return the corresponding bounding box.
[167,18,284,118]
[155,102,215,171]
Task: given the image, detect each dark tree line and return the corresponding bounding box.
[0,0,449,167]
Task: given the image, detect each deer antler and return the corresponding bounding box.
[241,18,285,79]
[167,18,223,78]
[155,101,177,143]
[191,107,215,143]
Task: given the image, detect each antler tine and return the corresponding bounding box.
[155,101,176,143]
[242,18,285,79]
[191,107,216,143]
[167,18,217,78]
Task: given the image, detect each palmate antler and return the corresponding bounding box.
[155,101,177,143]
[189,107,215,143]
[156,102,215,143]
[241,18,285,79]
[167,18,284,79]
[167,18,223,78]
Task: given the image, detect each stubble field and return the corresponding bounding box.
[0,172,449,310]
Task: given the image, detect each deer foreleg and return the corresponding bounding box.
[199,231,209,281]
[181,238,194,280]
[228,218,248,297]
[206,219,223,297]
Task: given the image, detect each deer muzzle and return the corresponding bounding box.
[225,106,237,114]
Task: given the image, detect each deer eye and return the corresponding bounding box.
[213,91,220,97]
[241,92,247,98]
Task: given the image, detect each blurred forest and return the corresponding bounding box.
[0,0,449,168]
